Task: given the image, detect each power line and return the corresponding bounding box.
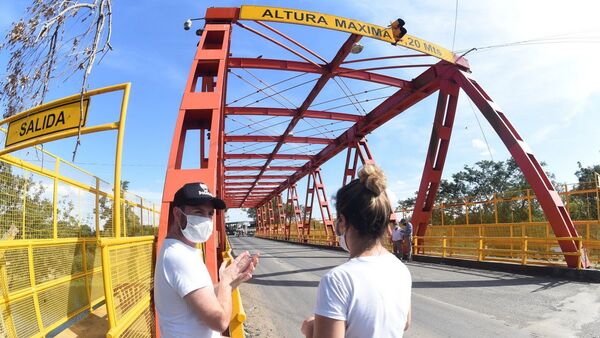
[451,0,459,52]
[467,98,494,162]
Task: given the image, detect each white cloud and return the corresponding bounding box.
[471,138,495,157]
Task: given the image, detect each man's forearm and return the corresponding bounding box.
[216,281,233,324]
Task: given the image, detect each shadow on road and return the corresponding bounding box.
[247,279,320,287]
[254,265,337,279]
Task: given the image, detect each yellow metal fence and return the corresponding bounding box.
[0,132,160,337]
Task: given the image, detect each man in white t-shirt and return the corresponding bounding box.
[154,182,259,338]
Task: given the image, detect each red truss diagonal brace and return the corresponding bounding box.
[412,80,460,248]
[452,69,588,268]
[238,34,363,206]
[276,194,285,237]
[303,168,335,243]
[267,197,275,236]
[343,138,375,186]
[285,184,303,241]
[256,204,264,235]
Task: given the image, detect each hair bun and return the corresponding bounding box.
[358,163,387,196]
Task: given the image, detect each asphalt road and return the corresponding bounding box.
[230,237,600,338]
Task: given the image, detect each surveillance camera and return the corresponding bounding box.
[184,19,192,30]
[195,28,204,36]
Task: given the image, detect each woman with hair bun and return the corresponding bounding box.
[301,164,412,338]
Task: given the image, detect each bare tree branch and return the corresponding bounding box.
[0,0,113,160]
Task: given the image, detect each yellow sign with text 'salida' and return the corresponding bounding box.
[239,5,456,63]
[5,98,90,147]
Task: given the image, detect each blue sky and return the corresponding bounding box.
[1,0,600,222]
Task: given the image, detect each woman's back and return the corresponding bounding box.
[315,253,412,338]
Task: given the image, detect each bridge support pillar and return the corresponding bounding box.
[453,69,588,268]
[412,80,460,251]
[158,22,232,280]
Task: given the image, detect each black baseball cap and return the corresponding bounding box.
[173,182,226,210]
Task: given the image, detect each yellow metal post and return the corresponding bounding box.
[100,244,117,328]
[52,159,59,239]
[577,238,582,270]
[112,83,131,238]
[95,178,100,239]
[82,240,92,311]
[442,237,447,258]
[22,176,28,239]
[27,244,45,334]
[526,190,532,222]
[494,193,499,224]
[478,237,484,261]
[521,237,528,265]
[140,198,144,236]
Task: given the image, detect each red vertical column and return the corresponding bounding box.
[267,198,275,236]
[276,194,285,238]
[303,172,316,241]
[312,169,335,244]
[256,205,263,236]
[412,80,459,244]
[286,184,303,241]
[158,22,232,281]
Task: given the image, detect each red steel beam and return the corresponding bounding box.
[224,153,312,160]
[228,57,411,88]
[411,80,459,251]
[239,34,363,206]
[225,166,301,171]
[255,20,328,63]
[251,62,445,207]
[225,107,361,122]
[224,135,330,144]
[236,21,320,67]
[225,175,289,180]
[225,182,280,187]
[453,69,587,268]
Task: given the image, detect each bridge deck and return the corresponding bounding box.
[231,237,600,338]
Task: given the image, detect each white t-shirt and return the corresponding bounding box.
[315,253,412,338]
[154,238,220,338]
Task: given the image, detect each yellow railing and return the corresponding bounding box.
[412,235,596,269]
[101,236,155,338]
[0,84,161,338]
[222,241,247,338]
[0,238,104,337]
[256,222,600,269]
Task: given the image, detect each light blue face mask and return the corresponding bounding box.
[335,219,350,252]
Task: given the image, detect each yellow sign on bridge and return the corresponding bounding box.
[5,98,90,147]
[239,5,457,63]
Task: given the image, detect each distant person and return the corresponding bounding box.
[301,164,412,338]
[154,182,259,338]
[392,222,405,256]
[401,218,413,262]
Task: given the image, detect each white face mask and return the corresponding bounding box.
[335,219,350,253]
[180,213,213,243]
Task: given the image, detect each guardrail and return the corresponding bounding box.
[101,236,155,338]
[0,117,160,336]
[412,235,597,269]
[256,227,600,269]
[223,238,246,338]
[0,238,104,337]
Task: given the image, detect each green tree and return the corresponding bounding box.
[398,158,556,224]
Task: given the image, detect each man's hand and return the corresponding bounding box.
[219,251,260,289]
[301,316,315,338]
